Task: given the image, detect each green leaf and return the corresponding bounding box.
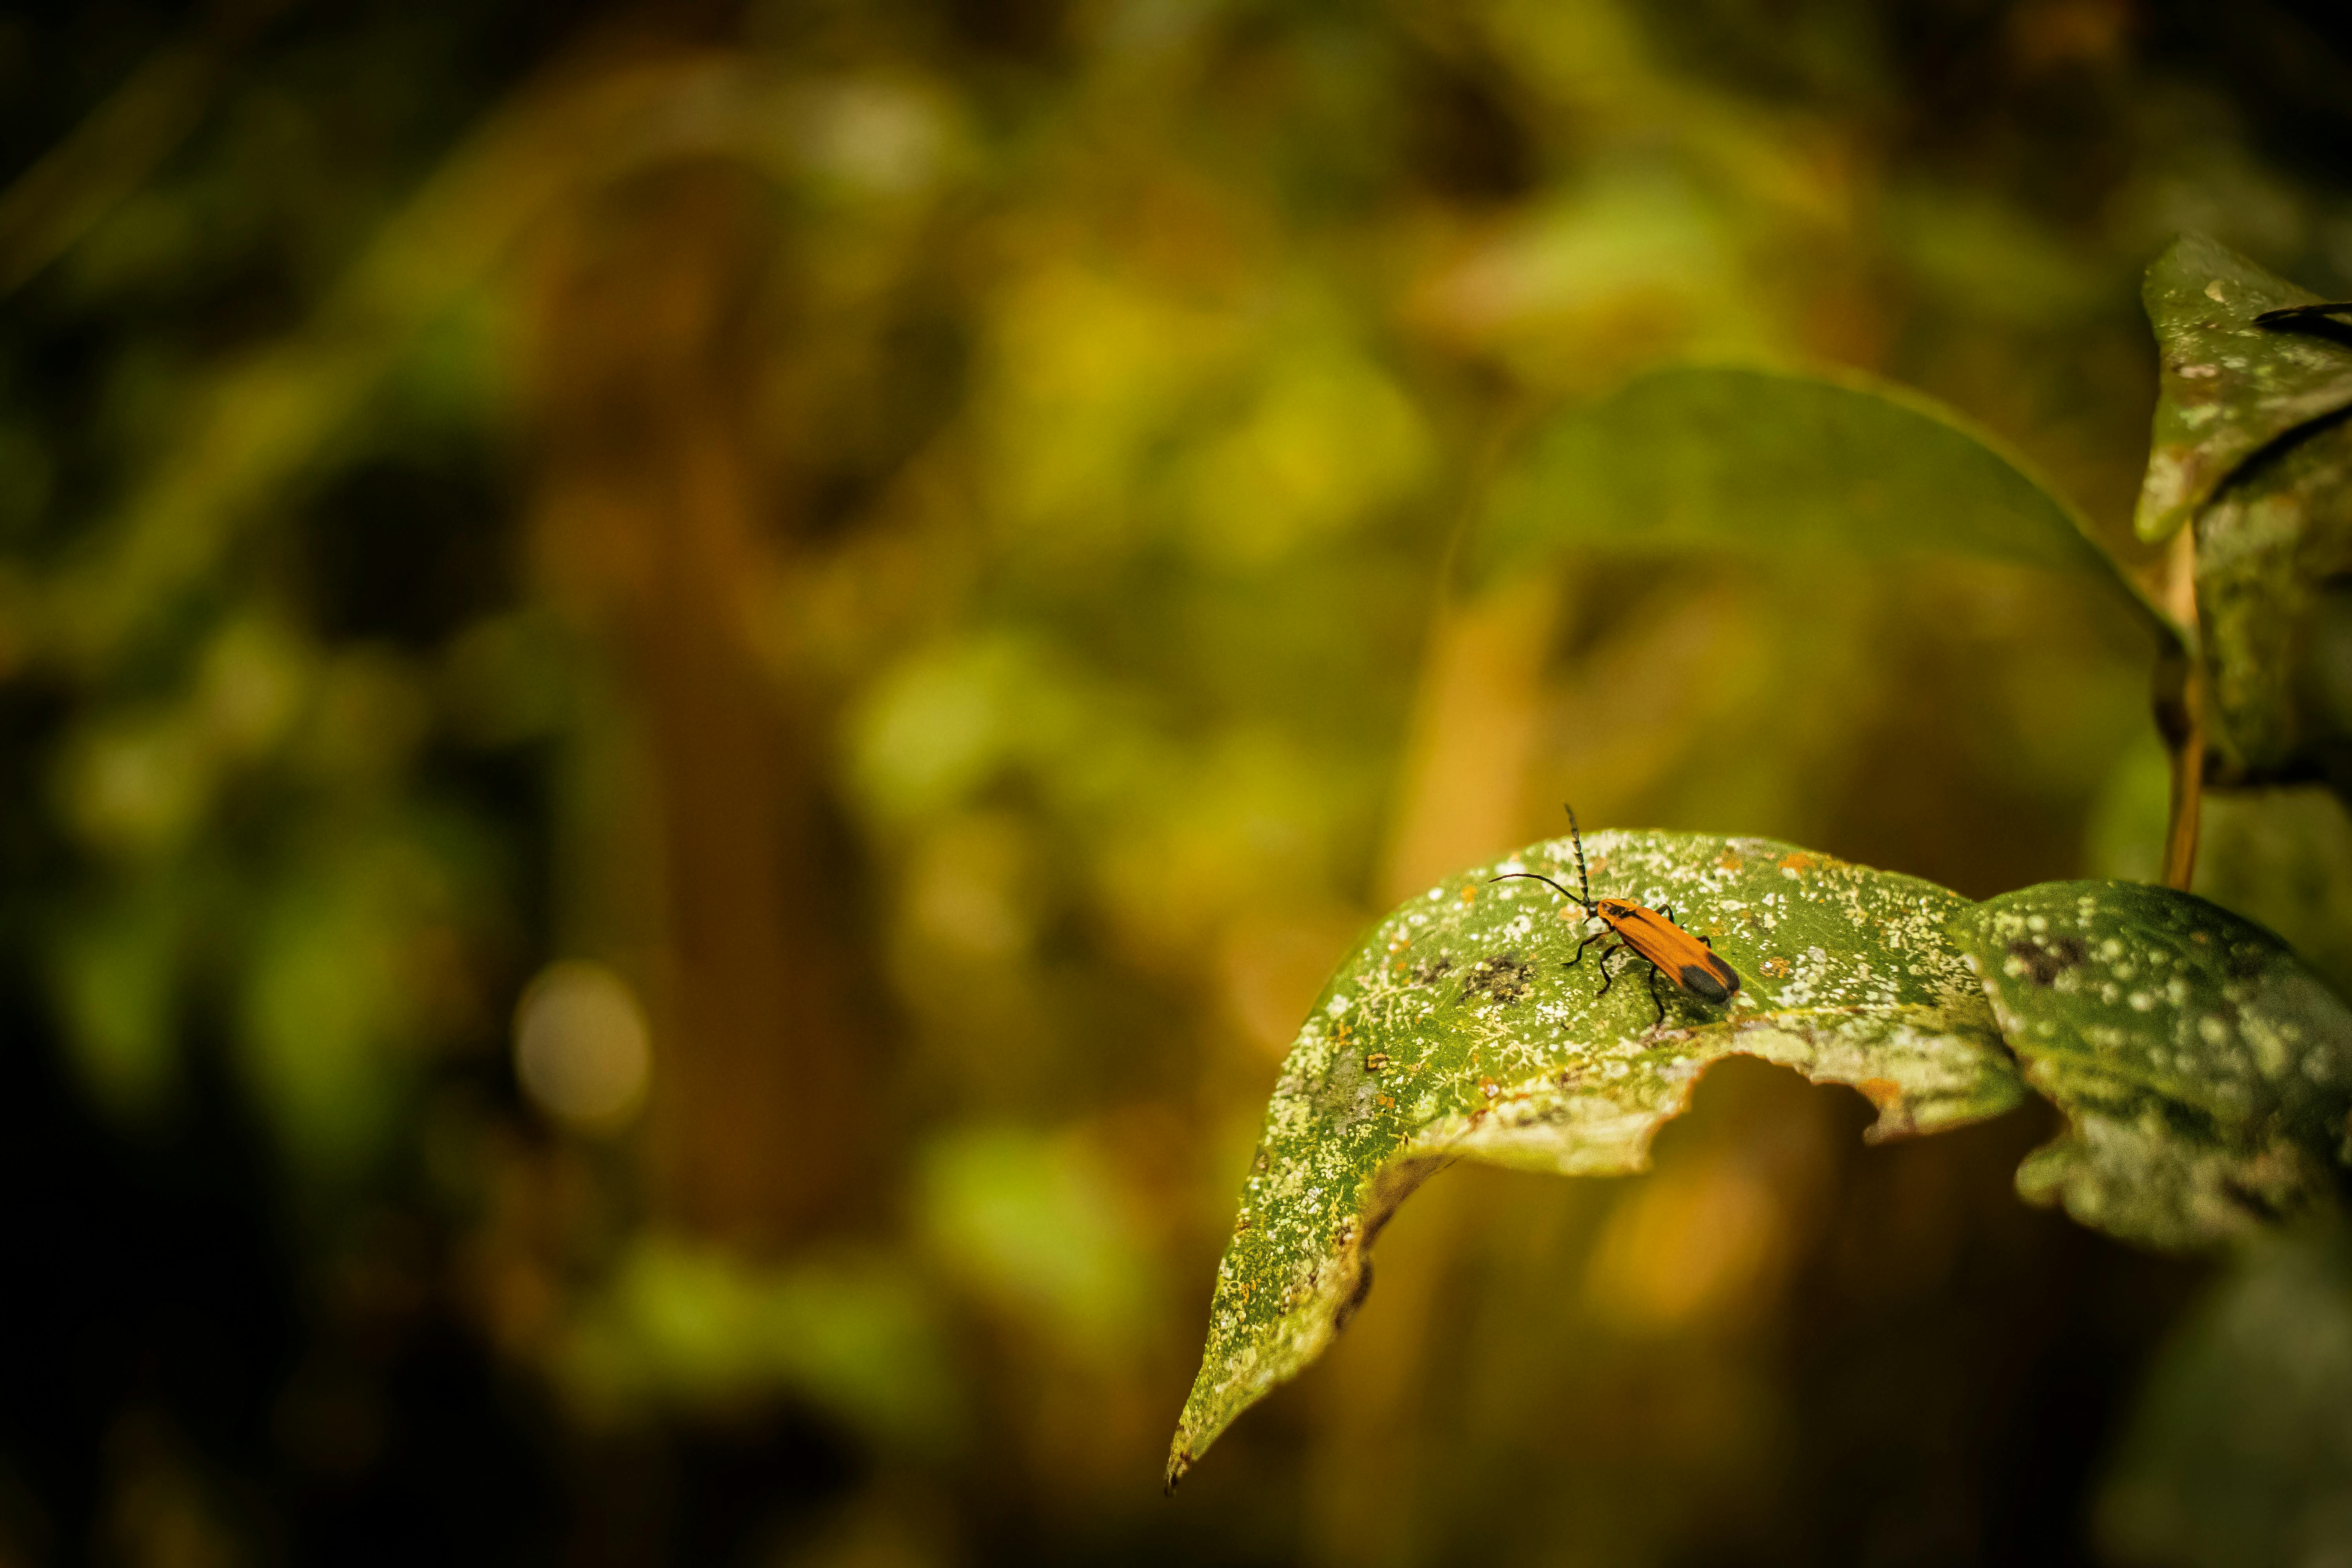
[1167,829,2025,1487]
[2195,416,2352,785]
[2195,788,2352,1006]
[2097,1220,2352,1568]
[1956,881,2352,1252]
[1465,363,2170,633]
[556,1235,958,1449]
[2134,233,2352,544]
[48,881,183,1120]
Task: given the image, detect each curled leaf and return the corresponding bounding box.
[2135,233,2352,544]
[2196,416,2352,787]
[1167,830,2024,1486]
[1958,881,2352,1252]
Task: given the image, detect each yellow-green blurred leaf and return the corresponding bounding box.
[918,1125,1160,1359]
[558,1237,956,1449]
[236,873,409,1177]
[49,885,181,1119]
[233,818,499,1178]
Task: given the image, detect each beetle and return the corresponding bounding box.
[1488,806,1741,1028]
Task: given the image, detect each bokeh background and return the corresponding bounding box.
[5,1,2352,1563]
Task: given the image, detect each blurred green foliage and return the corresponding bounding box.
[8,0,2352,1563]
[2099,1218,2352,1568]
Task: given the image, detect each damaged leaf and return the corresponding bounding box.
[1168,829,2024,1487]
[2135,233,2352,544]
[1468,363,2171,637]
[1957,881,2352,1252]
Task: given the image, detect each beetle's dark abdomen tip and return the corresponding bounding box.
[1677,964,1735,1005]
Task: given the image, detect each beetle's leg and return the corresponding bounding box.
[1592,942,1626,999]
[1644,962,1666,1027]
[1658,903,1677,925]
[1566,926,1604,969]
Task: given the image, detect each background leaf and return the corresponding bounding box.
[1957,880,2352,1252]
[2196,416,2352,788]
[1466,363,2172,637]
[2194,788,2352,1004]
[2136,233,2352,544]
[1168,828,2024,1486]
[2097,1219,2352,1568]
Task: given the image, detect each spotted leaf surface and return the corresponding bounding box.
[1959,882,2352,1252]
[2195,412,2352,784]
[1167,830,2024,1487]
[2135,233,2352,543]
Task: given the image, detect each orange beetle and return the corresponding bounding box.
[1490,806,1740,1027]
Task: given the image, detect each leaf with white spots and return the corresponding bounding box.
[1167,829,2025,1488]
[2195,413,2352,785]
[2135,233,2352,544]
[1958,882,2352,1252]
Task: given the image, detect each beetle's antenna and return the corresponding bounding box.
[1488,871,1589,910]
[1565,804,1592,909]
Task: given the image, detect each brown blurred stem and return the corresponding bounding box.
[2157,657,2204,891]
[524,163,875,1250]
[2155,526,2203,891]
